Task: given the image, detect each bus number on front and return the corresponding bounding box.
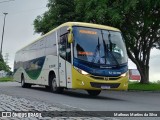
[109,71,121,75]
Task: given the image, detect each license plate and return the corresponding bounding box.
[101,86,111,89]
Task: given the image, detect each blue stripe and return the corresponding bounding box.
[73,58,128,77]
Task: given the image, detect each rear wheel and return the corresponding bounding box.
[87,90,101,96]
[49,75,63,93]
[45,86,51,91]
[21,74,31,88]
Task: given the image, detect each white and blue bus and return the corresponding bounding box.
[14,22,128,96]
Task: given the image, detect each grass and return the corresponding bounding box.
[0,77,13,82]
[128,81,160,91]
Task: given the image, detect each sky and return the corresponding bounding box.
[0,0,160,82]
[0,0,48,69]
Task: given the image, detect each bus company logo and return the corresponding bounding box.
[104,77,109,80]
[2,112,11,117]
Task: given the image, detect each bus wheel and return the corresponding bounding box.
[21,75,31,88]
[87,90,101,96]
[45,86,51,91]
[50,77,63,93]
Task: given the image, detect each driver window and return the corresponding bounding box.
[59,34,71,63]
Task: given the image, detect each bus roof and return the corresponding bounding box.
[65,22,120,31]
[17,22,120,52]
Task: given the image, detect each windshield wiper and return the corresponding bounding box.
[92,37,101,63]
[108,33,120,66]
[101,31,107,64]
[102,31,120,66]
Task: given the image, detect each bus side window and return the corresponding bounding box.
[59,35,66,59]
[66,35,71,63]
[59,34,71,63]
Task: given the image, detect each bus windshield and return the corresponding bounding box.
[73,27,128,66]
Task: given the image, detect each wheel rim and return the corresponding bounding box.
[21,78,24,86]
[52,78,57,91]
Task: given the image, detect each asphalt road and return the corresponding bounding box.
[0,82,160,119]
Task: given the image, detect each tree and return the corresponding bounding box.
[155,38,160,49]
[74,0,160,84]
[112,0,160,84]
[34,0,76,35]
[0,53,10,72]
[0,53,5,70]
[0,53,4,61]
[34,0,160,83]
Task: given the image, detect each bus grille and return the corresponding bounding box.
[90,82,120,88]
[90,76,120,81]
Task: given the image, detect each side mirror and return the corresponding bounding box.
[68,33,73,43]
[67,27,73,43]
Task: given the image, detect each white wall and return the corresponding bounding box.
[0,70,7,78]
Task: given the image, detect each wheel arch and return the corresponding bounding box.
[21,73,24,82]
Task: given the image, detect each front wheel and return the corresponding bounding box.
[50,78,63,93]
[45,86,51,91]
[87,90,101,96]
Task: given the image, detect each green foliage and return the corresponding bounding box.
[0,77,13,82]
[33,0,160,83]
[128,82,160,91]
[0,53,3,62]
[0,53,11,72]
[34,0,76,35]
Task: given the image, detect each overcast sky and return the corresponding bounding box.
[0,0,48,69]
[0,0,159,82]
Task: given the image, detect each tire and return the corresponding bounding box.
[26,84,31,88]
[50,77,63,93]
[21,75,31,88]
[87,90,101,96]
[45,86,51,91]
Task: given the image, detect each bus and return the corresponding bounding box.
[14,22,128,96]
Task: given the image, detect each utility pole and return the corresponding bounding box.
[1,13,8,54]
[0,0,15,4]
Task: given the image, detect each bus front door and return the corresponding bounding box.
[58,34,68,87]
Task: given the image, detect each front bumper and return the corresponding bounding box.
[72,67,128,91]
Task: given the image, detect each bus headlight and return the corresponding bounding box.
[121,72,127,77]
[74,67,89,75]
[81,70,89,75]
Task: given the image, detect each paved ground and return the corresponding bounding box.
[0,82,160,120]
[0,93,115,120]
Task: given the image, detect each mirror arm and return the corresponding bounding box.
[67,27,73,43]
